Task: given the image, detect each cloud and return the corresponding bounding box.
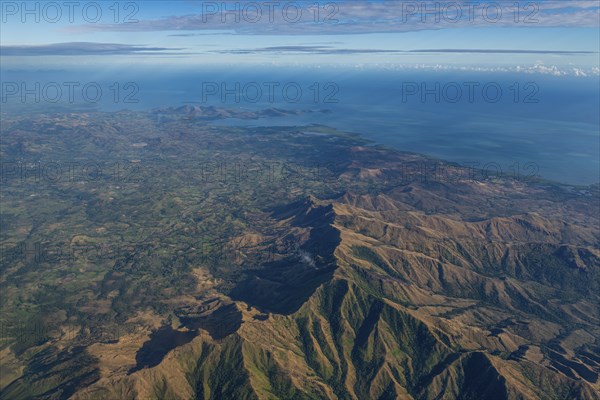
[211,46,396,55]
[4,42,593,58]
[347,62,600,77]
[65,0,600,35]
[408,49,597,55]
[298,249,317,269]
[167,30,237,37]
[211,46,597,56]
[0,42,185,56]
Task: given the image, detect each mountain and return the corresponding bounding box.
[42,186,596,400]
[0,110,598,399]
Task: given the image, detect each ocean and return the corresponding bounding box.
[2,67,598,184]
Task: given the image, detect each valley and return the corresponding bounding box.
[0,106,598,399]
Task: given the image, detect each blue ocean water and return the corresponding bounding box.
[2,67,599,184]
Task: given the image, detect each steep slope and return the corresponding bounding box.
[58,189,600,399]
[2,109,599,399]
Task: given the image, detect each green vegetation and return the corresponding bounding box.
[0,107,598,399]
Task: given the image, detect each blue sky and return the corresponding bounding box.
[1,0,599,73]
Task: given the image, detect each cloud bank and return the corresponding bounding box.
[0,42,185,56]
[66,0,600,35]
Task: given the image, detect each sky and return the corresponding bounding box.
[1,0,599,74]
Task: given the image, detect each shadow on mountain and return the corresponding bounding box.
[230,198,340,315]
[128,326,198,374]
[0,346,100,400]
[130,303,244,374]
[178,302,243,340]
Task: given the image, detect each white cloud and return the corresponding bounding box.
[65,1,600,35]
